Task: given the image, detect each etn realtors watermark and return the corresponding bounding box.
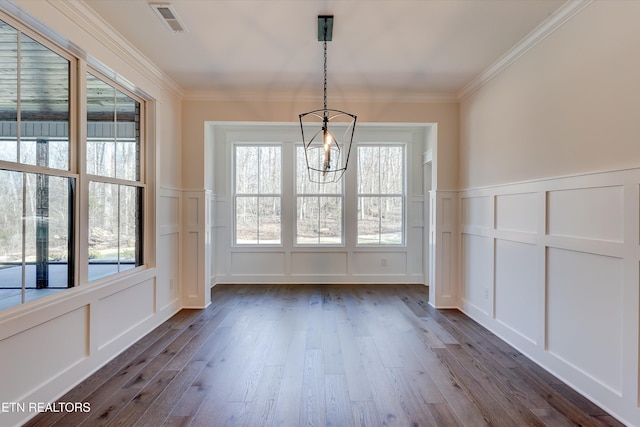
[1,401,91,413]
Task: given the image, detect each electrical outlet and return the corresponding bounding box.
[381,258,387,267]
[484,288,489,299]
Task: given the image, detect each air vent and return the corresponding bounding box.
[149,3,187,33]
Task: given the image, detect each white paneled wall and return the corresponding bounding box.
[458,168,640,426]
[158,188,181,311]
[181,190,213,308]
[429,190,458,307]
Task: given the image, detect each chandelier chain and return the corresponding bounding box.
[323,39,328,113]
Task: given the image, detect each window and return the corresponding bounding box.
[0,18,74,310]
[295,146,343,244]
[87,73,143,281]
[0,15,147,310]
[357,145,405,245]
[234,145,281,245]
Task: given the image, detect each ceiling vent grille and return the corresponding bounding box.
[149,3,187,33]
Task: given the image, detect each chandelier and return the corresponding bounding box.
[299,15,357,183]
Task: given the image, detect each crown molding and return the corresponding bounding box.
[456,0,594,101]
[183,88,458,104]
[45,0,183,98]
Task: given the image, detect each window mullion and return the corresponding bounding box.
[117,185,121,272]
[316,197,321,244]
[76,61,89,286]
[16,29,21,164]
[21,174,26,303]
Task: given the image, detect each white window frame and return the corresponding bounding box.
[356,143,406,246]
[84,69,146,282]
[294,144,345,246]
[0,10,152,310]
[232,143,283,246]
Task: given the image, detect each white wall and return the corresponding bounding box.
[0,2,183,426]
[459,2,640,425]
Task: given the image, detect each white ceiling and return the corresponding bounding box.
[82,0,568,101]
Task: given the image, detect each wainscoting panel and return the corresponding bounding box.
[158,188,181,312]
[547,248,624,394]
[232,252,286,276]
[184,231,200,298]
[460,196,493,232]
[157,232,180,310]
[290,252,347,276]
[429,190,459,307]
[158,192,180,229]
[460,233,493,316]
[547,185,624,242]
[180,189,212,308]
[0,306,88,403]
[458,167,640,426]
[94,279,155,351]
[187,196,199,226]
[494,239,537,344]
[461,195,493,229]
[351,251,407,276]
[495,192,537,233]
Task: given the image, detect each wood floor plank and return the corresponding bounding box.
[78,388,139,426]
[325,373,354,427]
[321,306,345,374]
[169,385,211,418]
[435,345,517,427]
[351,401,379,427]
[429,402,463,427]
[241,365,283,427]
[515,361,615,427]
[441,310,519,369]
[106,369,179,426]
[305,288,323,351]
[272,330,306,426]
[227,322,272,402]
[26,284,623,427]
[341,291,371,337]
[336,319,374,402]
[444,342,546,427]
[324,286,350,322]
[356,336,412,426]
[300,348,326,427]
[161,415,193,427]
[397,330,448,404]
[132,359,208,427]
[163,307,232,370]
[387,366,439,426]
[407,337,491,427]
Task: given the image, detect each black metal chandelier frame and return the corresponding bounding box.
[299,15,357,183]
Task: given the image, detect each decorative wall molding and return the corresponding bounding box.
[428,190,458,308]
[457,166,640,427]
[181,190,214,308]
[457,0,594,100]
[43,0,183,97]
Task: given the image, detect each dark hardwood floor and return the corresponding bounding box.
[26,284,624,427]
